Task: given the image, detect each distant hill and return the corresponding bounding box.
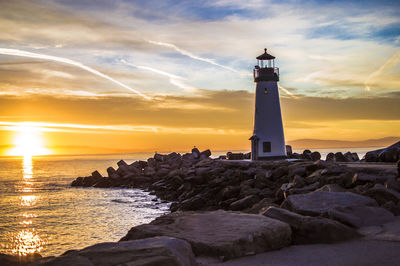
[287,136,399,149]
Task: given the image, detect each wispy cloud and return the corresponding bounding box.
[148,40,240,73]
[364,50,400,91]
[0,48,151,99]
[121,59,198,92]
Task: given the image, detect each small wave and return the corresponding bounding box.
[111,199,131,204]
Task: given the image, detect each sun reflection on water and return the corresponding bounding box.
[11,155,46,256]
[10,229,46,255]
[22,155,33,179]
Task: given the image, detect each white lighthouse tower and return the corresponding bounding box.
[250,48,286,160]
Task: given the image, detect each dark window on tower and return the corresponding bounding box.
[263,142,271,152]
[264,88,268,94]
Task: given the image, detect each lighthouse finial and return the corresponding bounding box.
[264,48,267,53]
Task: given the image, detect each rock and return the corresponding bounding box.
[334,152,347,162]
[352,172,388,186]
[303,149,311,156]
[364,184,400,205]
[221,186,240,200]
[106,167,116,177]
[398,160,400,177]
[227,152,244,160]
[191,148,200,159]
[230,195,260,211]
[180,196,206,211]
[91,170,103,179]
[284,182,320,197]
[246,198,278,214]
[93,177,112,188]
[344,152,355,162]
[382,201,400,216]
[292,175,306,188]
[200,149,211,159]
[286,145,293,155]
[379,147,399,162]
[272,166,288,180]
[121,210,292,260]
[352,152,360,161]
[310,152,321,161]
[117,160,128,167]
[244,152,251,159]
[316,184,347,192]
[364,141,400,162]
[0,253,41,266]
[327,205,395,228]
[43,236,196,266]
[154,153,164,162]
[71,176,84,186]
[281,191,378,216]
[262,207,359,244]
[326,152,335,161]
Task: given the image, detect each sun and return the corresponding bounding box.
[7,126,51,157]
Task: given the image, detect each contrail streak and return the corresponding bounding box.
[364,50,400,91]
[0,48,151,99]
[148,40,240,73]
[121,59,198,92]
[278,84,297,99]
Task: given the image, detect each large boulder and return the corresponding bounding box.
[41,236,196,266]
[364,141,400,162]
[281,191,378,216]
[121,210,292,260]
[262,207,359,244]
[364,184,400,205]
[327,205,395,228]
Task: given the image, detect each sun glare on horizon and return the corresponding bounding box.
[7,125,51,157]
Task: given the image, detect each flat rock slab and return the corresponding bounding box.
[40,236,196,266]
[201,239,400,266]
[262,207,359,244]
[328,205,395,228]
[121,210,292,260]
[281,191,378,216]
[359,217,400,241]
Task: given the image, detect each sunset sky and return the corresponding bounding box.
[0,0,399,156]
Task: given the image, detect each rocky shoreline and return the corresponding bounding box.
[2,143,400,265]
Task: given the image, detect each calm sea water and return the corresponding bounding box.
[0,153,170,257]
[0,148,375,257]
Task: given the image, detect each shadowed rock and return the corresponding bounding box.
[120,210,292,260]
[327,206,395,228]
[262,207,360,244]
[39,236,196,266]
[281,191,378,216]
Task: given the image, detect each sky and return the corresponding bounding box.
[0,0,399,156]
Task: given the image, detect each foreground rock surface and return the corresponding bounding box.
[262,207,360,244]
[39,237,196,266]
[121,210,292,260]
[281,191,378,216]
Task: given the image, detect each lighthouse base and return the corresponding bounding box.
[255,155,288,161]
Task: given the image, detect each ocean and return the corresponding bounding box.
[0,148,374,257]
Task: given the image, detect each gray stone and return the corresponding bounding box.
[42,236,196,266]
[352,173,389,186]
[230,195,260,211]
[364,183,400,205]
[328,205,395,228]
[121,210,292,260]
[281,191,378,216]
[262,207,359,244]
[316,184,347,192]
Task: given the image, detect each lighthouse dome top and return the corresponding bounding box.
[256,48,275,60]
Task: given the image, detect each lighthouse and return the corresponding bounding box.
[249,48,286,160]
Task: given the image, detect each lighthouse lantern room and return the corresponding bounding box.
[250,48,286,160]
